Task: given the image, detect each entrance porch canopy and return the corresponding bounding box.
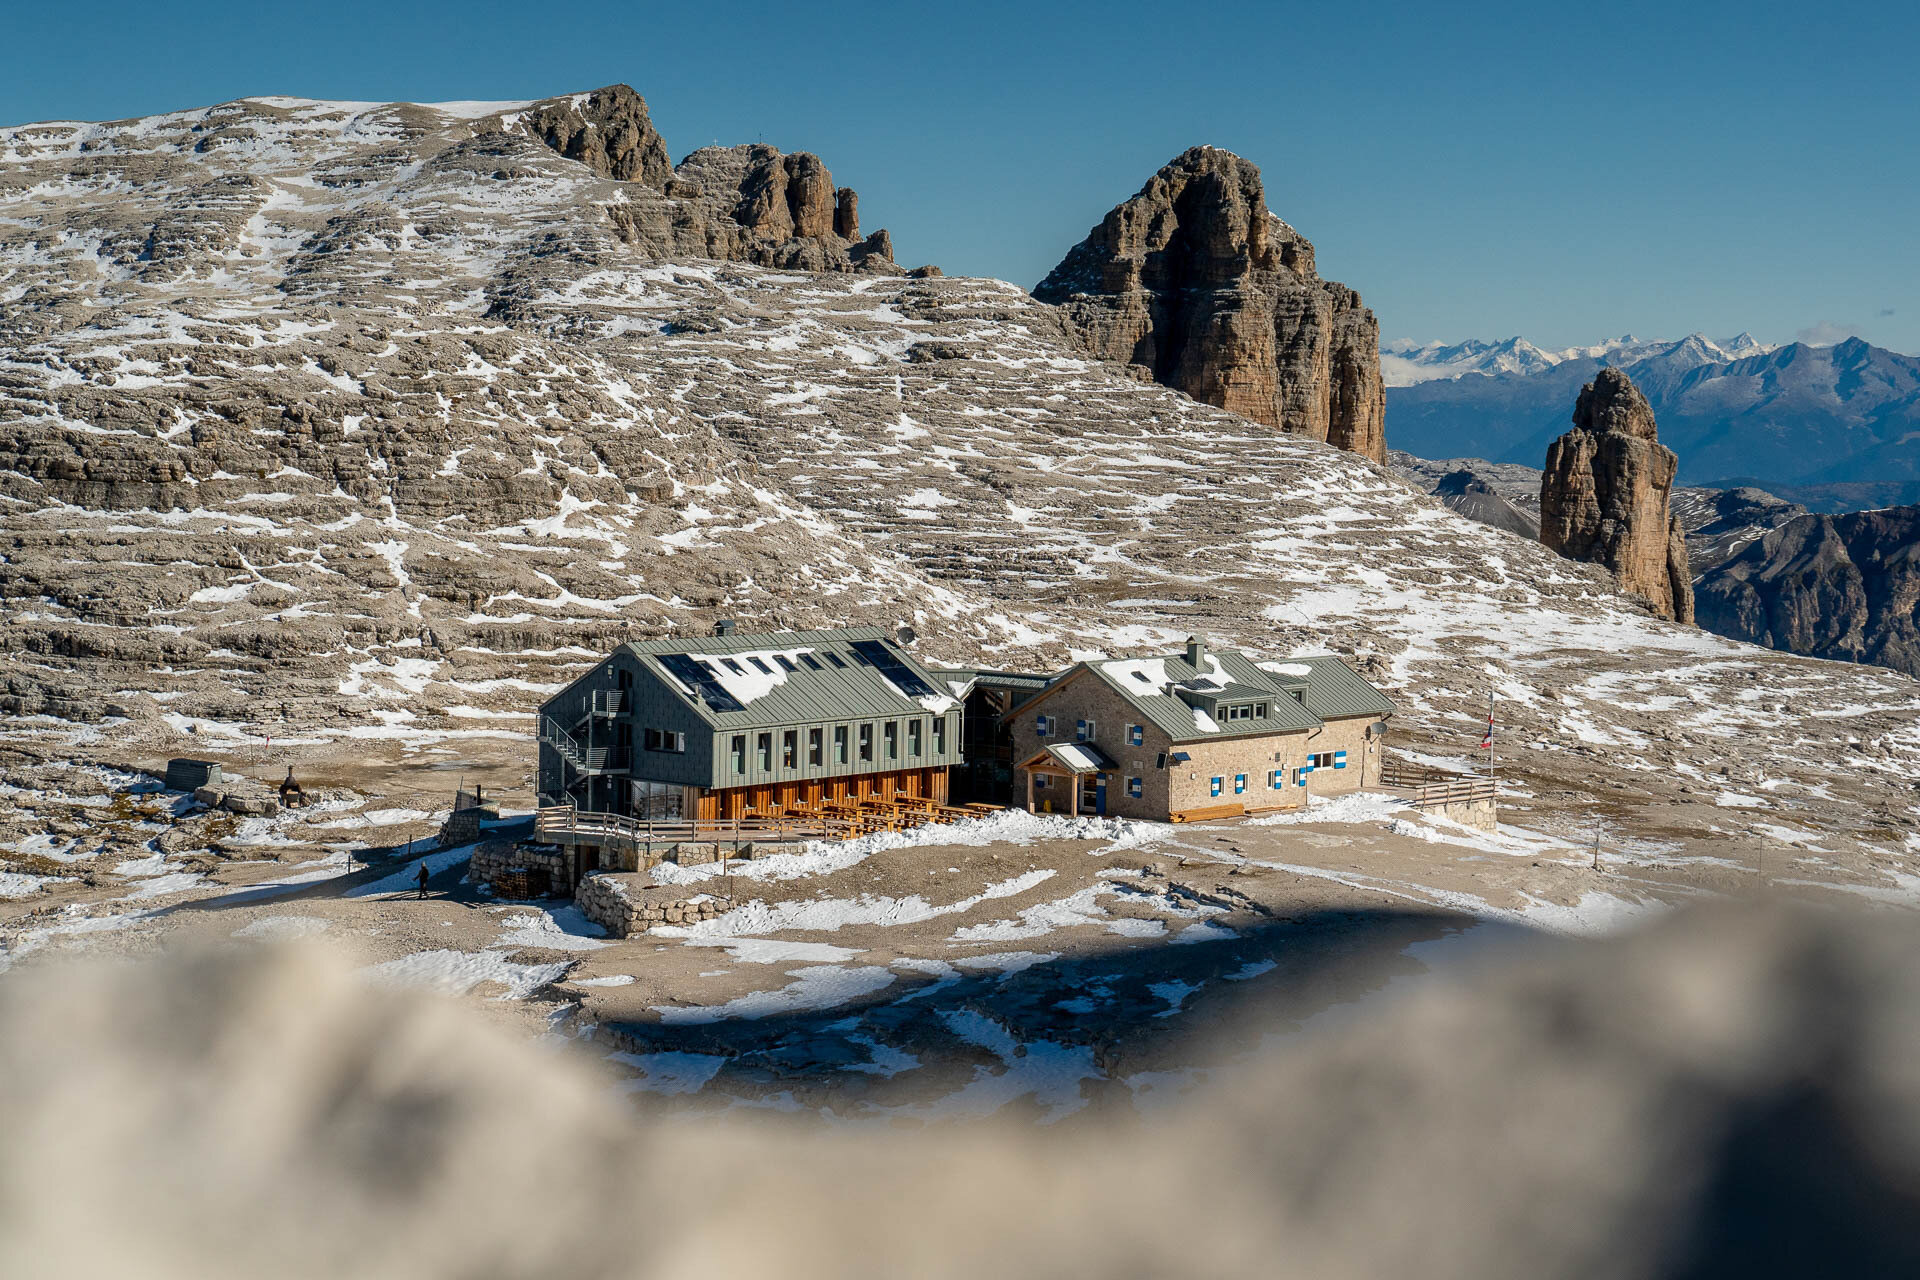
[1019,742,1116,776]
[1018,742,1116,816]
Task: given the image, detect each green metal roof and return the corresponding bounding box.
[620,626,959,731]
[1269,655,1399,721]
[1028,645,1392,744]
[925,666,1056,699]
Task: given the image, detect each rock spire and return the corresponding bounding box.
[1540,368,1694,623]
[515,86,898,275]
[1034,146,1385,463]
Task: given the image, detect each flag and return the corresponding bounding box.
[1480,708,1493,750]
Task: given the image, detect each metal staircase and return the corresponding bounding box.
[542,716,610,775]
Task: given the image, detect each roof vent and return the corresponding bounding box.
[1185,636,1207,668]
[713,619,737,637]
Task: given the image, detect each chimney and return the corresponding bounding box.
[714,619,737,637]
[1185,636,1207,668]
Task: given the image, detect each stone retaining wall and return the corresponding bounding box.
[1431,797,1498,832]
[470,839,569,898]
[574,871,734,938]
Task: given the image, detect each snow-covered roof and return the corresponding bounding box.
[1022,647,1392,743]
[573,625,960,729]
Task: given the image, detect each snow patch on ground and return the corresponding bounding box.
[361,949,571,1000]
[231,915,332,941]
[653,964,896,1024]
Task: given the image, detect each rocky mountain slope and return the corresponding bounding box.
[1388,336,1920,491]
[1034,146,1385,463]
[4,87,1920,874]
[1696,505,1920,675]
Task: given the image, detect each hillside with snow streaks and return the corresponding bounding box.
[2,92,1919,865]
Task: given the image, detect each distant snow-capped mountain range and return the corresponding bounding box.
[1381,332,1775,388]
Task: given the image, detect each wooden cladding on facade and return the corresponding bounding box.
[693,766,951,822]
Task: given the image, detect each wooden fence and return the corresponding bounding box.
[1380,763,1497,808]
[535,797,999,852]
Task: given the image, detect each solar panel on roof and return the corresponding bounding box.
[657,653,746,713]
[850,639,938,698]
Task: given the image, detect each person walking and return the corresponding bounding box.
[415,861,430,900]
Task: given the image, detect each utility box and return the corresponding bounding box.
[164,759,222,792]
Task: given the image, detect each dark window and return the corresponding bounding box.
[1155,751,1168,769]
[643,728,685,753]
[748,656,773,675]
[723,658,747,676]
[931,716,946,756]
[756,733,772,770]
[859,724,873,762]
[834,725,849,764]
[823,652,847,669]
[908,719,923,756]
[808,727,824,766]
[658,653,744,713]
[730,735,746,775]
[1127,777,1143,798]
[775,655,798,673]
[782,730,798,768]
[798,653,822,671]
[1256,703,1267,718]
[884,721,899,760]
[849,639,939,697]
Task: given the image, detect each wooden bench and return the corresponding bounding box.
[1169,802,1247,824]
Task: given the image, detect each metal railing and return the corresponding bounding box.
[540,717,609,773]
[535,796,996,851]
[590,689,626,717]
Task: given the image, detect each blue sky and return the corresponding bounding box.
[5,0,1915,352]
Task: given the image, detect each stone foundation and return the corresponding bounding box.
[440,806,499,847]
[574,871,734,938]
[470,839,569,898]
[1431,797,1498,832]
[592,838,810,873]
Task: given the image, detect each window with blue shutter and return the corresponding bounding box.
[1334,750,1347,769]
[1234,774,1246,794]
[1127,777,1142,798]
[1209,776,1223,797]
[1269,770,1282,789]
[1127,724,1144,746]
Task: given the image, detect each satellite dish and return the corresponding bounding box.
[895,624,918,647]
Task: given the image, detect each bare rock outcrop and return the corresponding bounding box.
[504,86,897,276]
[1540,368,1695,623]
[518,85,672,186]
[1034,146,1385,463]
